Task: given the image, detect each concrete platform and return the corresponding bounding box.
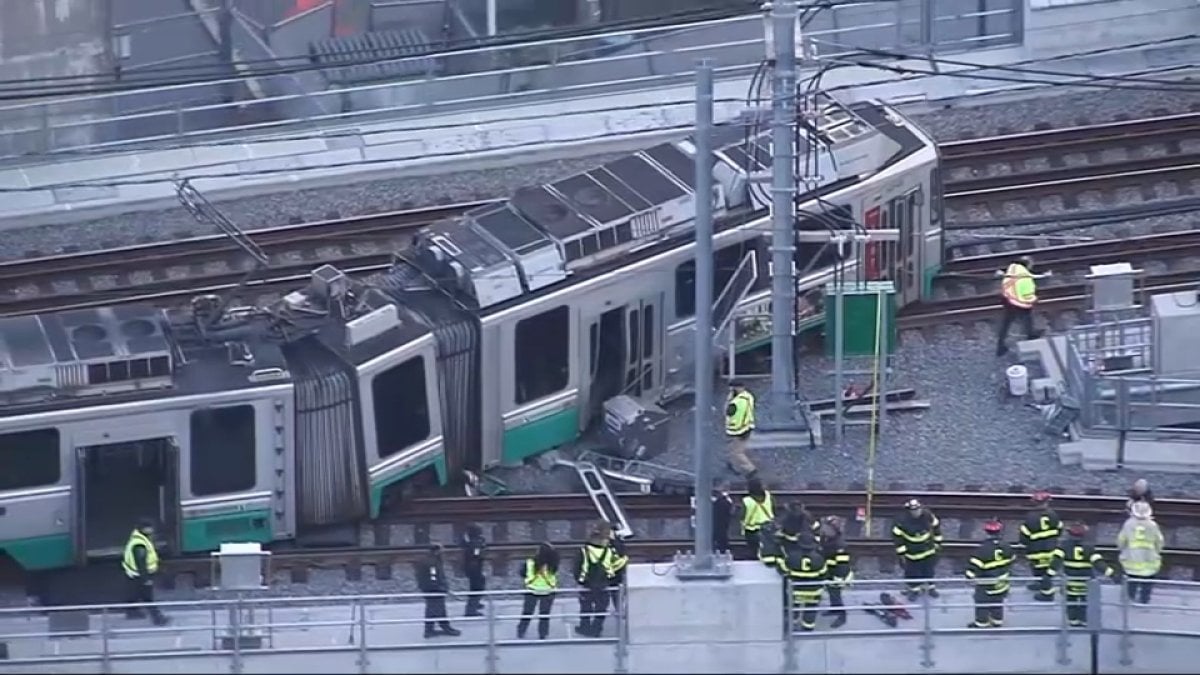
[4,562,1200,673]
[1019,335,1200,474]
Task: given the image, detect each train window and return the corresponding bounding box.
[0,428,60,490]
[515,305,570,404]
[675,260,696,319]
[676,244,756,321]
[190,406,256,496]
[373,356,431,458]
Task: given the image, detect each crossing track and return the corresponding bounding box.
[941,112,1200,203]
[942,229,1200,275]
[151,489,1200,588]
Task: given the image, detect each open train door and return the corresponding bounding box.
[70,447,88,567]
[161,439,183,555]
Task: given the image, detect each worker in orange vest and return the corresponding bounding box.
[995,255,1051,356]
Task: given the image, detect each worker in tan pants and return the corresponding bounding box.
[725,381,757,477]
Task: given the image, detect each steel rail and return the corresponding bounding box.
[940,112,1200,163]
[0,201,484,284]
[898,269,1200,328]
[943,228,1200,275]
[943,154,1200,201]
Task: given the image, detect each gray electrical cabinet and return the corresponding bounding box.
[1151,290,1200,375]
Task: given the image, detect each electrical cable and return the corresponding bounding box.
[862,286,885,537]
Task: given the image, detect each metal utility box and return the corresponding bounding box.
[602,395,670,460]
[824,281,897,356]
[1087,262,1137,311]
[1151,290,1200,375]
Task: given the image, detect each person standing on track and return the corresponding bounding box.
[711,481,735,554]
[725,380,758,477]
[995,255,1050,356]
[1117,501,1164,604]
[820,515,852,629]
[517,542,560,640]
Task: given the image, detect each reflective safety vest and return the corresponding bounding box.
[578,544,615,586]
[741,493,774,533]
[1118,523,1163,576]
[1001,263,1037,309]
[725,391,756,436]
[122,529,159,579]
[524,559,558,595]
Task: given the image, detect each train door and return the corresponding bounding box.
[72,428,181,560]
[895,188,924,305]
[586,308,627,421]
[623,295,663,398]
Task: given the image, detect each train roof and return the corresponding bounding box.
[404,97,928,314]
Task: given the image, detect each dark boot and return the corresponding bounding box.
[439,622,461,636]
[830,614,847,629]
[927,588,940,599]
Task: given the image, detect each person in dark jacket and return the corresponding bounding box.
[780,503,822,546]
[711,481,734,553]
[415,543,461,638]
[607,521,629,613]
[820,515,852,628]
[461,524,487,617]
[122,518,169,626]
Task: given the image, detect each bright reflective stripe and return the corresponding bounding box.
[741,493,774,530]
[725,392,756,435]
[122,530,158,579]
[525,559,557,594]
[1001,264,1036,307]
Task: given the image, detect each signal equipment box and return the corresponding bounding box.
[824,281,897,357]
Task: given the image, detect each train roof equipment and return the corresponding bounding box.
[408,97,904,311]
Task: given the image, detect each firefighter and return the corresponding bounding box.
[1053,522,1118,628]
[965,519,1015,629]
[995,255,1049,356]
[1020,491,1062,601]
[781,533,828,632]
[741,478,774,560]
[819,515,852,629]
[725,380,757,476]
[575,523,616,637]
[892,498,943,599]
[757,520,785,570]
[779,502,822,546]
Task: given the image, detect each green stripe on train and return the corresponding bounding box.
[502,407,581,465]
[1,533,72,570]
[369,454,447,518]
[182,510,273,553]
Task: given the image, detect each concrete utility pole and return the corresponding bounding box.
[676,59,730,580]
[769,0,799,421]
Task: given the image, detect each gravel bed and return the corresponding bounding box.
[909,87,1200,141]
[944,202,1200,250]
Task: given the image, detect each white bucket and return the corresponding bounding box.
[1006,365,1029,397]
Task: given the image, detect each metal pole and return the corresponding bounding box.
[691,59,716,568]
[219,0,235,104]
[486,0,498,36]
[770,0,798,422]
[834,263,846,442]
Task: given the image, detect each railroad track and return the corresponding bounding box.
[941,112,1200,203]
[149,489,1200,588]
[943,228,1200,276]
[899,268,1200,330]
[0,202,482,316]
[4,114,1197,318]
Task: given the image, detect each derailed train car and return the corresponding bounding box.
[0,97,941,571]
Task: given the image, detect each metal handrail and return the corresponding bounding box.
[0,1,1024,158]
